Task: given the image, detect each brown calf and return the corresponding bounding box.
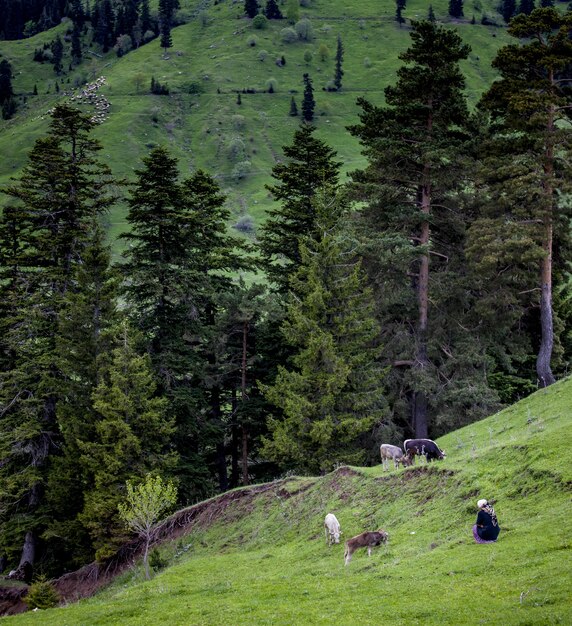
[344,529,388,566]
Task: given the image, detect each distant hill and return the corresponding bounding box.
[0,0,512,252]
[3,375,572,623]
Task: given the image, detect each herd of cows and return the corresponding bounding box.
[325,438,447,565]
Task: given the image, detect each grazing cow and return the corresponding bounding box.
[344,529,388,565]
[324,513,342,546]
[403,438,446,464]
[380,443,412,470]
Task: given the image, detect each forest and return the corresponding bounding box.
[0,1,571,581]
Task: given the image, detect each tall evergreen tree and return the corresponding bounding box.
[51,35,63,74]
[261,190,386,474]
[476,8,572,388]
[71,20,82,64]
[258,124,341,292]
[428,5,436,21]
[395,0,406,26]
[0,105,116,570]
[334,34,344,91]
[289,95,298,116]
[517,0,535,14]
[301,73,315,123]
[349,21,496,438]
[78,324,176,560]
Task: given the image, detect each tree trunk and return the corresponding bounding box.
[241,320,250,485]
[230,389,239,488]
[19,531,36,567]
[536,99,556,388]
[211,387,228,492]
[413,172,431,438]
[143,536,150,580]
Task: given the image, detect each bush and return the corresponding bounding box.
[234,214,255,233]
[303,50,313,64]
[247,35,258,47]
[252,14,268,29]
[266,78,278,92]
[280,27,298,43]
[258,49,268,61]
[228,138,247,161]
[25,576,60,610]
[295,18,313,41]
[232,114,246,130]
[231,161,252,182]
[318,43,329,61]
[149,548,169,572]
[363,57,372,68]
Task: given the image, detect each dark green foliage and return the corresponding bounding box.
[517,0,535,14]
[349,21,498,438]
[428,5,436,21]
[289,95,298,116]
[160,18,172,51]
[149,547,169,571]
[500,0,516,22]
[264,0,283,19]
[395,1,405,26]
[258,124,341,292]
[334,34,344,90]
[0,60,14,104]
[261,190,386,474]
[25,576,60,610]
[151,76,169,94]
[301,73,315,122]
[71,21,82,63]
[448,0,464,18]
[476,8,572,387]
[51,35,63,74]
[0,105,117,569]
[245,0,259,18]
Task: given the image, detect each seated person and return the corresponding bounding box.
[472,498,500,543]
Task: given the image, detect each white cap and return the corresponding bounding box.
[477,499,488,508]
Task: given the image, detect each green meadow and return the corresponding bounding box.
[0,0,512,252]
[5,376,572,625]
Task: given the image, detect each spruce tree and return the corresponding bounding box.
[428,5,436,21]
[517,0,535,14]
[476,8,572,388]
[78,324,176,560]
[244,0,259,18]
[258,124,341,292]
[51,35,63,74]
[449,0,464,18]
[301,73,315,122]
[71,21,82,64]
[0,105,116,569]
[264,0,283,19]
[349,21,496,437]
[500,0,517,22]
[261,190,386,473]
[289,95,298,116]
[334,34,344,91]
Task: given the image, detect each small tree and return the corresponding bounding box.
[302,73,315,122]
[245,0,259,18]
[265,0,283,19]
[118,474,177,579]
[289,95,298,116]
[448,0,464,17]
[334,34,344,90]
[428,4,436,21]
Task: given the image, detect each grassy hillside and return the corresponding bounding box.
[0,0,512,253]
[5,376,572,624]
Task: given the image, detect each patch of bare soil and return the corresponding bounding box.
[0,480,292,616]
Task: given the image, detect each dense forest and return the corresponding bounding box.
[0,2,571,582]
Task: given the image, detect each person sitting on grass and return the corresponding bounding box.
[473,498,500,543]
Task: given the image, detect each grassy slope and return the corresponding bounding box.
[6,376,572,625]
[0,0,510,253]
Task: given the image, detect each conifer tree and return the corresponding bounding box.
[261,190,386,473]
[289,95,298,116]
[500,0,516,22]
[71,21,82,64]
[517,0,535,14]
[301,73,315,122]
[0,105,116,569]
[78,324,176,560]
[395,0,406,26]
[428,5,436,21]
[448,0,464,18]
[258,124,341,292]
[349,22,496,437]
[476,8,572,388]
[244,0,259,18]
[264,0,283,19]
[51,35,63,74]
[334,34,344,91]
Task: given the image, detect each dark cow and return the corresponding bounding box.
[403,438,446,464]
[344,529,389,566]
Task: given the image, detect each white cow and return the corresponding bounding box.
[324,513,342,546]
[380,443,412,470]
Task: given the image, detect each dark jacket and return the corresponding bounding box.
[476,509,500,541]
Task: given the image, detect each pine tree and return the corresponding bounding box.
[0,105,117,569]
[517,0,535,14]
[160,17,172,53]
[395,0,406,26]
[244,0,259,18]
[448,0,464,18]
[264,0,283,19]
[258,124,341,292]
[334,34,344,91]
[301,73,315,122]
[289,95,298,116]
[428,4,436,21]
[71,21,82,64]
[500,0,516,22]
[476,8,572,388]
[261,190,386,473]
[78,324,176,560]
[0,60,14,104]
[349,21,496,438]
[51,35,63,74]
